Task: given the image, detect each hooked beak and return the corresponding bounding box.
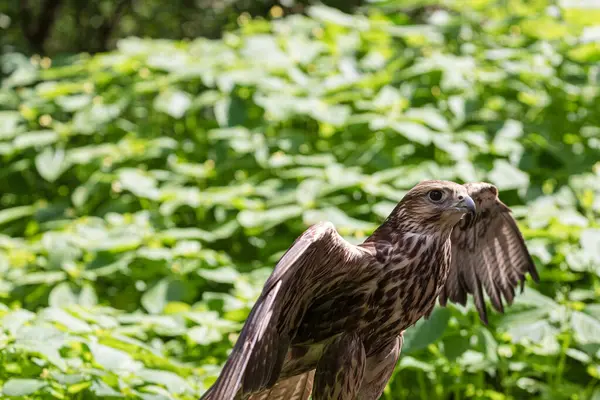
[454,195,476,216]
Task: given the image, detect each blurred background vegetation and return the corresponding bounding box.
[1,0,600,399]
[2,0,364,55]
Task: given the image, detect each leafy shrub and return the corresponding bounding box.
[0,0,599,398]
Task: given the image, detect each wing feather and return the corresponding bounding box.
[249,371,315,400]
[201,222,367,400]
[439,183,539,323]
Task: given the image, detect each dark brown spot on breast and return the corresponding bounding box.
[364,309,377,321]
[385,286,400,298]
[373,285,386,303]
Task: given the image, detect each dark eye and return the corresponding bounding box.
[428,190,443,202]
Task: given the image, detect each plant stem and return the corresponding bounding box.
[418,371,428,400]
[554,331,571,388]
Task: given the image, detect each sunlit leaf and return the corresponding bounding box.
[88,342,141,372]
[2,379,47,396]
[488,160,529,190]
[13,130,58,149]
[0,205,37,226]
[154,90,192,119]
[571,311,600,345]
[48,282,78,307]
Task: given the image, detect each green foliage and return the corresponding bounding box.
[1,0,600,398]
[0,0,363,56]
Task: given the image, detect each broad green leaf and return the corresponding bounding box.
[372,86,404,110]
[72,103,123,134]
[0,111,22,139]
[118,169,160,200]
[3,62,38,88]
[14,325,68,370]
[142,279,171,314]
[158,227,224,243]
[55,94,92,111]
[506,319,558,346]
[48,282,78,307]
[198,266,240,284]
[1,309,36,335]
[405,107,450,131]
[492,119,524,162]
[580,229,600,266]
[512,288,560,309]
[520,17,569,40]
[187,325,224,345]
[571,311,600,345]
[88,342,141,372]
[477,327,499,363]
[398,356,435,372]
[307,5,365,28]
[17,271,67,285]
[372,201,396,219]
[443,334,471,361]
[2,379,47,396]
[89,380,122,397]
[303,207,375,233]
[457,350,489,373]
[136,369,192,394]
[35,147,68,182]
[402,307,451,354]
[296,178,325,207]
[488,160,529,190]
[389,121,433,145]
[41,307,92,333]
[154,90,192,119]
[238,205,303,230]
[79,284,98,307]
[0,205,36,226]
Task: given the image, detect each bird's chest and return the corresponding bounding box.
[361,239,452,350]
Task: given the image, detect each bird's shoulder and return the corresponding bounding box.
[358,239,394,266]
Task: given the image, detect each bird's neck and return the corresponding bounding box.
[365,208,455,246]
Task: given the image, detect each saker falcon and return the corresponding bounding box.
[201,180,539,400]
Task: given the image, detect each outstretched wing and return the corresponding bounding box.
[439,182,539,324]
[201,221,368,400]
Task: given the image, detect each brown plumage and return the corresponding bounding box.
[200,180,539,400]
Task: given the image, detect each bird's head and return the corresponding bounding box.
[394,180,476,233]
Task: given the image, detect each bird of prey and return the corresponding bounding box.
[201,180,539,400]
